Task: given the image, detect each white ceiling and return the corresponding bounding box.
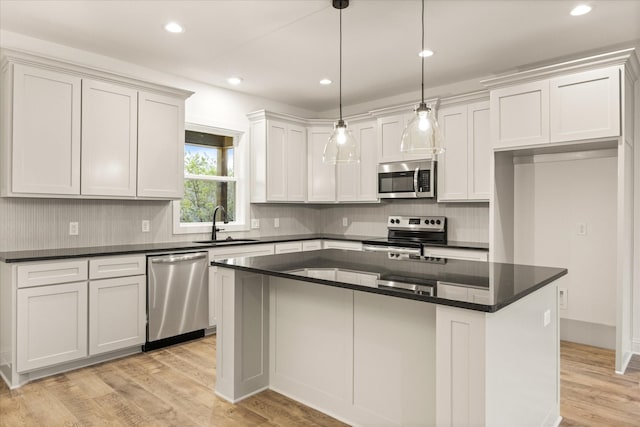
[1,0,639,112]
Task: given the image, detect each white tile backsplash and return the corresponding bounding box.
[0,197,488,252]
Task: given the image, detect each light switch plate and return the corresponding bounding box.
[559,288,568,309]
[342,217,348,227]
[577,223,587,236]
[274,218,280,228]
[251,219,260,229]
[141,220,150,232]
[543,309,551,327]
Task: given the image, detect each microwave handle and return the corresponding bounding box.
[414,167,420,193]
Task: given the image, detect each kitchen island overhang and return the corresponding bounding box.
[211,249,567,427]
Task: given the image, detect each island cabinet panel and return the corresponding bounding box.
[490,80,550,149]
[10,64,81,195]
[17,281,88,372]
[270,278,353,403]
[549,67,620,143]
[353,292,436,426]
[137,91,185,199]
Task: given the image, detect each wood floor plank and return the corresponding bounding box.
[1,337,638,426]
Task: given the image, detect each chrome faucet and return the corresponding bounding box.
[211,205,228,241]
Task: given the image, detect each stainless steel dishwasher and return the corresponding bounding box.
[144,251,209,351]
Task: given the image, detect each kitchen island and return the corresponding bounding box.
[212,249,567,427]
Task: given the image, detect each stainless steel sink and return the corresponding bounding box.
[193,238,258,245]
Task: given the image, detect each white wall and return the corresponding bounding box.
[634,79,640,353]
[514,153,618,330]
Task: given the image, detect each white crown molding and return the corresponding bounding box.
[438,91,489,107]
[1,48,194,99]
[481,48,638,89]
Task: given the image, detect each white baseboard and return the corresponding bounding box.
[632,339,640,354]
[560,318,615,349]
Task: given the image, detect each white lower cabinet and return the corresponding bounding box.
[89,275,146,355]
[423,247,488,262]
[322,240,363,251]
[17,281,88,372]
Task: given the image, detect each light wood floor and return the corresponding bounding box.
[1,337,638,426]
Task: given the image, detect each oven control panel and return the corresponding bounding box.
[387,216,446,231]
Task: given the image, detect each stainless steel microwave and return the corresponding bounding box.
[377,160,436,199]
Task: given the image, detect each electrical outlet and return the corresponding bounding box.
[142,220,150,232]
[251,219,260,229]
[274,218,280,228]
[543,309,551,327]
[559,288,568,309]
[342,217,348,227]
[69,222,79,236]
[577,222,587,236]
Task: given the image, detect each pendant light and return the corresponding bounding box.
[400,0,444,155]
[323,0,359,165]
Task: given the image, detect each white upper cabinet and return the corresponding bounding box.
[337,121,378,202]
[490,80,550,149]
[250,113,307,202]
[437,100,490,202]
[9,64,81,196]
[549,67,620,143]
[489,66,621,150]
[307,125,336,202]
[377,112,433,163]
[137,91,185,199]
[81,79,137,197]
[1,52,192,199]
[467,101,491,200]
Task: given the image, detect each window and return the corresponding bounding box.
[173,123,248,234]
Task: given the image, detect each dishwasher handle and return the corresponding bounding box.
[149,252,208,264]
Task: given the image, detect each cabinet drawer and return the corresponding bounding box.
[210,243,275,261]
[302,240,323,251]
[89,255,146,279]
[424,247,488,262]
[17,259,88,288]
[275,241,303,254]
[322,240,363,251]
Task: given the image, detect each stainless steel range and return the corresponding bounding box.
[362,215,447,256]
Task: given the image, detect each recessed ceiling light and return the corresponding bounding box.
[227,77,243,85]
[164,22,184,33]
[320,78,332,85]
[419,49,434,58]
[570,5,592,16]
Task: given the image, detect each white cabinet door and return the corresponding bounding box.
[337,121,378,202]
[137,91,185,199]
[275,241,303,254]
[307,126,336,202]
[11,64,81,195]
[17,282,88,372]
[377,114,405,163]
[266,121,287,201]
[286,124,307,201]
[549,67,620,143]
[490,80,550,149]
[81,79,138,197]
[437,105,468,201]
[89,275,145,355]
[467,101,490,200]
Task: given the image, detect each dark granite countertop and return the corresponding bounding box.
[212,249,566,313]
[0,233,488,263]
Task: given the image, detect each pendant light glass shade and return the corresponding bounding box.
[323,0,359,165]
[323,119,359,164]
[400,102,444,154]
[401,0,444,155]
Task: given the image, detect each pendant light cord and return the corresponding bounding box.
[339,7,343,121]
[421,0,425,104]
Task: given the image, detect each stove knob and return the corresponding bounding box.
[430,219,435,225]
[424,219,429,225]
[436,219,441,225]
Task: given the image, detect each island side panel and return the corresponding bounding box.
[485,279,560,427]
[214,267,269,402]
[269,277,354,418]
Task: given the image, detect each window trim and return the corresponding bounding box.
[173,122,249,235]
